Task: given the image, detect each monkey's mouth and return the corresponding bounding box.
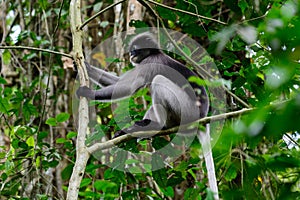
[130,50,141,64]
[130,55,139,64]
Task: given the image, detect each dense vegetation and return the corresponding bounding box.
[0,0,299,199]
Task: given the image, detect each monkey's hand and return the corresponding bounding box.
[76,86,95,99]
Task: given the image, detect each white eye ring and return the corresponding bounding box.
[132,45,137,51]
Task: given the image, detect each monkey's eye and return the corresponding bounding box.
[130,45,139,56]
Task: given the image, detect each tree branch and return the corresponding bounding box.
[145,0,227,25]
[66,0,90,200]
[87,108,253,154]
[86,107,252,200]
[0,45,73,59]
[80,0,127,30]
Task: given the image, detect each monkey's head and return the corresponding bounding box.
[128,33,161,64]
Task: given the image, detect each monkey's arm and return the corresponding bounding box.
[77,69,146,101]
[76,85,130,101]
[85,62,119,86]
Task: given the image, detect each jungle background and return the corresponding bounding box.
[0,0,300,199]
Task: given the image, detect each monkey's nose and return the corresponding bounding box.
[130,49,137,56]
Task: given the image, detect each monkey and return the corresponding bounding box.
[76,33,209,137]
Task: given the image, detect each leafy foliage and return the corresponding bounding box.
[0,0,299,199]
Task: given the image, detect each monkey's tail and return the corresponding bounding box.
[198,124,219,200]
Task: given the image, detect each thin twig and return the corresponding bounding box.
[145,0,227,25]
[80,0,127,30]
[0,46,73,58]
[53,0,66,34]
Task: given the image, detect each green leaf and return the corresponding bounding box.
[1,172,8,181]
[125,159,139,165]
[23,101,38,121]
[225,165,237,181]
[24,52,37,60]
[152,137,169,150]
[189,76,206,86]
[62,164,74,180]
[128,166,143,174]
[152,153,167,187]
[0,151,6,159]
[156,7,176,21]
[19,141,29,149]
[80,178,92,188]
[175,161,188,179]
[38,0,49,9]
[182,46,192,57]
[0,97,10,113]
[205,188,216,200]
[184,187,201,200]
[56,138,67,144]
[11,139,19,149]
[38,131,49,141]
[67,131,77,139]
[105,57,121,63]
[161,186,174,198]
[56,113,70,122]
[35,156,41,168]
[238,0,248,14]
[183,25,206,37]
[47,160,59,168]
[0,76,7,84]
[129,20,149,28]
[5,160,13,171]
[46,117,57,126]
[26,136,35,147]
[94,180,117,192]
[2,50,11,65]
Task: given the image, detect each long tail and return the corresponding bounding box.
[198,123,219,200]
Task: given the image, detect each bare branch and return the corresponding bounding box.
[80,0,127,30]
[0,46,73,59]
[87,108,253,154]
[145,0,227,25]
[86,107,253,200]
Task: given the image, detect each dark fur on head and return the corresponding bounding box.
[128,33,159,51]
[128,33,161,64]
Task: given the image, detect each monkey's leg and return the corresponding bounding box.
[113,106,164,138]
[150,75,200,127]
[114,75,199,138]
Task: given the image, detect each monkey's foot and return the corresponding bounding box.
[113,130,127,138]
[113,119,163,138]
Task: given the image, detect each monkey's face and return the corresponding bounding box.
[130,46,152,64]
[128,33,160,65]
